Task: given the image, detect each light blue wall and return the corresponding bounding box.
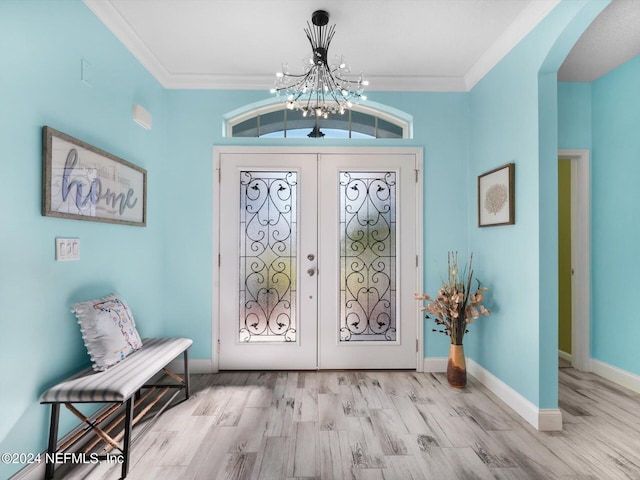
[558,82,592,149]
[590,55,640,375]
[467,29,544,406]
[161,89,470,360]
[558,57,640,378]
[465,0,608,408]
[0,1,166,478]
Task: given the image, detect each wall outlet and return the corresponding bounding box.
[56,238,80,261]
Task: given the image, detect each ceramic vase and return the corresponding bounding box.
[447,344,467,388]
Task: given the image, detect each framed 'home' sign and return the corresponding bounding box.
[42,126,146,226]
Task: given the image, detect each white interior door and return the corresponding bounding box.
[218,149,418,370]
[318,153,417,369]
[219,153,318,369]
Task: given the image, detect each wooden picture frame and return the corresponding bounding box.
[478,163,514,227]
[42,126,146,226]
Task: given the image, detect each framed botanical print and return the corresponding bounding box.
[478,163,514,227]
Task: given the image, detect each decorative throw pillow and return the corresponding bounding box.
[72,293,143,371]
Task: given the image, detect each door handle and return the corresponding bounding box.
[307,254,315,261]
[307,268,315,277]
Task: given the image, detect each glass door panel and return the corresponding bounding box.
[239,171,298,343]
[340,171,397,342]
[219,153,317,370]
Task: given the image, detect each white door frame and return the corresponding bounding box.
[213,146,424,372]
[558,149,590,372]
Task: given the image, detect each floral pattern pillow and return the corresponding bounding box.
[72,293,143,371]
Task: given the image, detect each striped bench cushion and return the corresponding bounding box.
[40,337,192,404]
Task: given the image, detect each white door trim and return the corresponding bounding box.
[558,149,590,372]
[212,152,221,373]
[213,146,424,371]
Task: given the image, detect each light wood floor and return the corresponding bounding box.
[55,367,640,479]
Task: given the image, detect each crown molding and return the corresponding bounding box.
[161,74,276,90]
[464,0,561,90]
[161,73,469,92]
[83,0,173,87]
[367,75,468,92]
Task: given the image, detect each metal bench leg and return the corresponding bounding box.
[121,398,134,479]
[45,403,60,480]
[183,349,190,399]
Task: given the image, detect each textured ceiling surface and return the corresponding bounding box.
[558,0,640,82]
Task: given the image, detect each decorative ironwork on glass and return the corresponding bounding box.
[339,171,397,342]
[239,171,297,342]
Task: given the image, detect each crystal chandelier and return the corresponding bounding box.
[270,10,368,118]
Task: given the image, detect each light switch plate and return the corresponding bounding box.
[56,238,80,261]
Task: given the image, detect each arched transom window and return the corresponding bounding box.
[225,101,411,139]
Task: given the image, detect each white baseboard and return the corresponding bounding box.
[424,356,562,431]
[538,409,563,431]
[409,356,640,430]
[9,462,42,480]
[591,358,640,394]
[466,359,562,431]
[168,358,217,374]
[422,357,447,372]
[558,350,572,363]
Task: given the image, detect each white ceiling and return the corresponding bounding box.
[83,0,640,92]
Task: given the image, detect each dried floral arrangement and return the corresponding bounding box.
[416,252,490,345]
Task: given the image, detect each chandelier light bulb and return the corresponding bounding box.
[270,10,367,118]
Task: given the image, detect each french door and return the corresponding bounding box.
[217,149,419,370]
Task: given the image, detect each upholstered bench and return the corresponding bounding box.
[40,337,192,480]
